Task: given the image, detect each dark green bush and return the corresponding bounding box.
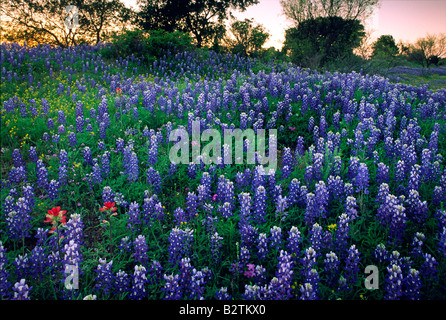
[100,29,193,63]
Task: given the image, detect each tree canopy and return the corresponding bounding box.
[284,16,365,68]
[136,0,259,48]
[225,19,269,57]
[280,0,380,25]
[1,0,132,47]
[372,35,399,58]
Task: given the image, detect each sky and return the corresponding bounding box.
[124,0,446,49]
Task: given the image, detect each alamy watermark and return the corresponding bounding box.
[168,121,277,175]
[64,5,79,31]
[364,265,379,290]
[64,264,79,290]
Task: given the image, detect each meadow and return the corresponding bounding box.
[0,42,445,300]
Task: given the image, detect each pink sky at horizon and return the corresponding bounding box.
[124,0,446,49]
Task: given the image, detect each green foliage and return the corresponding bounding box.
[137,0,259,48]
[99,29,193,63]
[284,16,365,69]
[226,19,270,57]
[372,35,399,59]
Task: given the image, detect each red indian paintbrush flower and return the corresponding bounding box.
[44,207,67,233]
[100,202,117,215]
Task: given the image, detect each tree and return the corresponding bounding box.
[283,16,365,68]
[415,33,446,67]
[137,0,259,48]
[281,0,380,25]
[354,28,374,59]
[78,0,133,45]
[372,35,399,58]
[225,18,269,57]
[1,0,131,47]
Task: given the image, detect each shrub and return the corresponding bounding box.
[100,29,193,63]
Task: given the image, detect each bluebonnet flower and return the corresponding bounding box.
[288,178,300,206]
[312,153,324,181]
[0,242,11,298]
[354,162,369,194]
[408,164,421,192]
[420,253,438,282]
[376,162,390,185]
[94,258,113,295]
[118,236,132,253]
[384,264,404,300]
[275,195,288,221]
[239,246,251,266]
[439,227,446,258]
[389,204,407,246]
[178,257,193,297]
[432,186,444,206]
[269,226,282,250]
[173,207,187,226]
[404,268,422,300]
[68,132,77,147]
[116,138,125,153]
[257,233,269,261]
[217,202,233,219]
[190,268,210,300]
[127,151,139,182]
[148,136,158,166]
[6,197,32,241]
[185,192,199,221]
[286,226,302,263]
[274,250,294,299]
[309,223,323,253]
[300,282,317,300]
[127,201,141,233]
[162,274,182,300]
[82,146,93,166]
[8,166,27,185]
[282,147,294,169]
[377,193,399,227]
[406,189,428,225]
[324,251,340,287]
[345,196,358,220]
[332,156,342,176]
[301,247,317,278]
[374,243,389,264]
[129,265,148,300]
[113,270,130,295]
[239,222,258,251]
[210,232,223,265]
[29,146,38,163]
[147,260,164,285]
[146,167,162,195]
[133,235,149,266]
[13,254,29,280]
[64,213,84,246]
[11,279,31,300]
[168,227,194,267]
[187,162,197,179]
[216,287,232,300]
[295,136,305,158]
[238,192,252,223]
[344,182,353,197]
[304,165,313,185]
[411,232,426,257]
[12,149,25,167]
[329,172,346,200]
[250,186,267,223]
[344,245,361,288]
[102,186,115,203]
